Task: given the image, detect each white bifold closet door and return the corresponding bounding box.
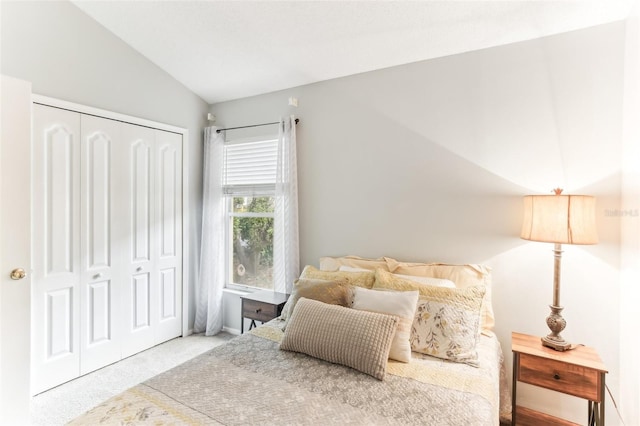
[120,124,183,359]
[79,115,123,376]
[153,130,183,344]
[32,105,83,393]
[31,104,182,394]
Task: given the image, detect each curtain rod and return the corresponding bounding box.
[216,118,299,133]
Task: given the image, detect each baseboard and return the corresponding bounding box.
[223,326,241,336]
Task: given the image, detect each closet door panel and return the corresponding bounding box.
[32,105,81,394]
[159,144,177,258]
[160,268,176,320]
[79,115,121,375]
[132,273,151,328]
[132,141,151,262]
[155,131,183,343]
[44,121,75,276]
[87,280,111,343]
[46,288,74,357]
[86,132,110,268]
[121,123,156,358]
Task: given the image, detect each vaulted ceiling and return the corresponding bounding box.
[72,1,633,104]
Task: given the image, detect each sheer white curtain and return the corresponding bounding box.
[273,116,300,294]
[194,127,225,335]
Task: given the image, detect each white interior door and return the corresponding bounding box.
[31,104,81,395]
[0,75,32,424]
[79,115,122,375]
[120,123,157,358]
[155,130,183,343]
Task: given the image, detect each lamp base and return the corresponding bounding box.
[541,304,571,351]
[541,335,571,351]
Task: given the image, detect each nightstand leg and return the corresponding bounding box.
[240,301,244,334]
[588,401,604,426]
[599,373,606,426]
[512,352,519,425]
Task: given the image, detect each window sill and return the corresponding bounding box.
[222,287,251,297]
[223,287,274,296]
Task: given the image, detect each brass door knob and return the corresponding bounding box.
[10,268,26,280]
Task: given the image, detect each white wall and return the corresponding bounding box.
[0,0,209,330]
[212,22,627,424]
[620,2,640,424]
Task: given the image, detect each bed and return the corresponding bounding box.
[69,256,511,425]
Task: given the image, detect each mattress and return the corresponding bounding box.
[69,319,509,425]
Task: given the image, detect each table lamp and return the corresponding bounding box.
[520,189,598,351]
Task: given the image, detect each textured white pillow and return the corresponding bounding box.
[351,287,419,363]
[340,266,455,288]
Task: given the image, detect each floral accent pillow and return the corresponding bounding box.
[410,285,486,366]
[384,258,495,336]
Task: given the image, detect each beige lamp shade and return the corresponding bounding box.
[521,194,598,245]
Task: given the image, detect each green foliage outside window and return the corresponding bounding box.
[232,196,274,288]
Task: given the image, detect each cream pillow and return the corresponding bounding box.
[393,273,455,288]
[342,266,455,288]
[300,265,375,289]
[410,285,485,366]
[280,298,398,380]
[351,286,419,363]
[319,255,390,272]
[372,268,457,296]
[280,278,352,321]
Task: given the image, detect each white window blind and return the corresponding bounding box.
[223,139,277,195]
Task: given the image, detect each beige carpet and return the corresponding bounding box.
[30,332,234,426]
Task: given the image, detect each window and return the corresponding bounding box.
[223,138,277,290]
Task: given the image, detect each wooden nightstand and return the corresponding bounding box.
[511,332,608,426]
[240,290,288,334]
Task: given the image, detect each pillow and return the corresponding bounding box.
[341,266,455,289]
[351,287,419,363]
[319,255,390,272]
[385,258,491,288]
[410,285,486,366]
[392,273,455,288]
[384,258,495,336]
[280,278,352,321]
[319,257,495,335]
[338,265,370,272]
[300,265,375,289]
[280,298,398,380]
[372,268,456,295]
